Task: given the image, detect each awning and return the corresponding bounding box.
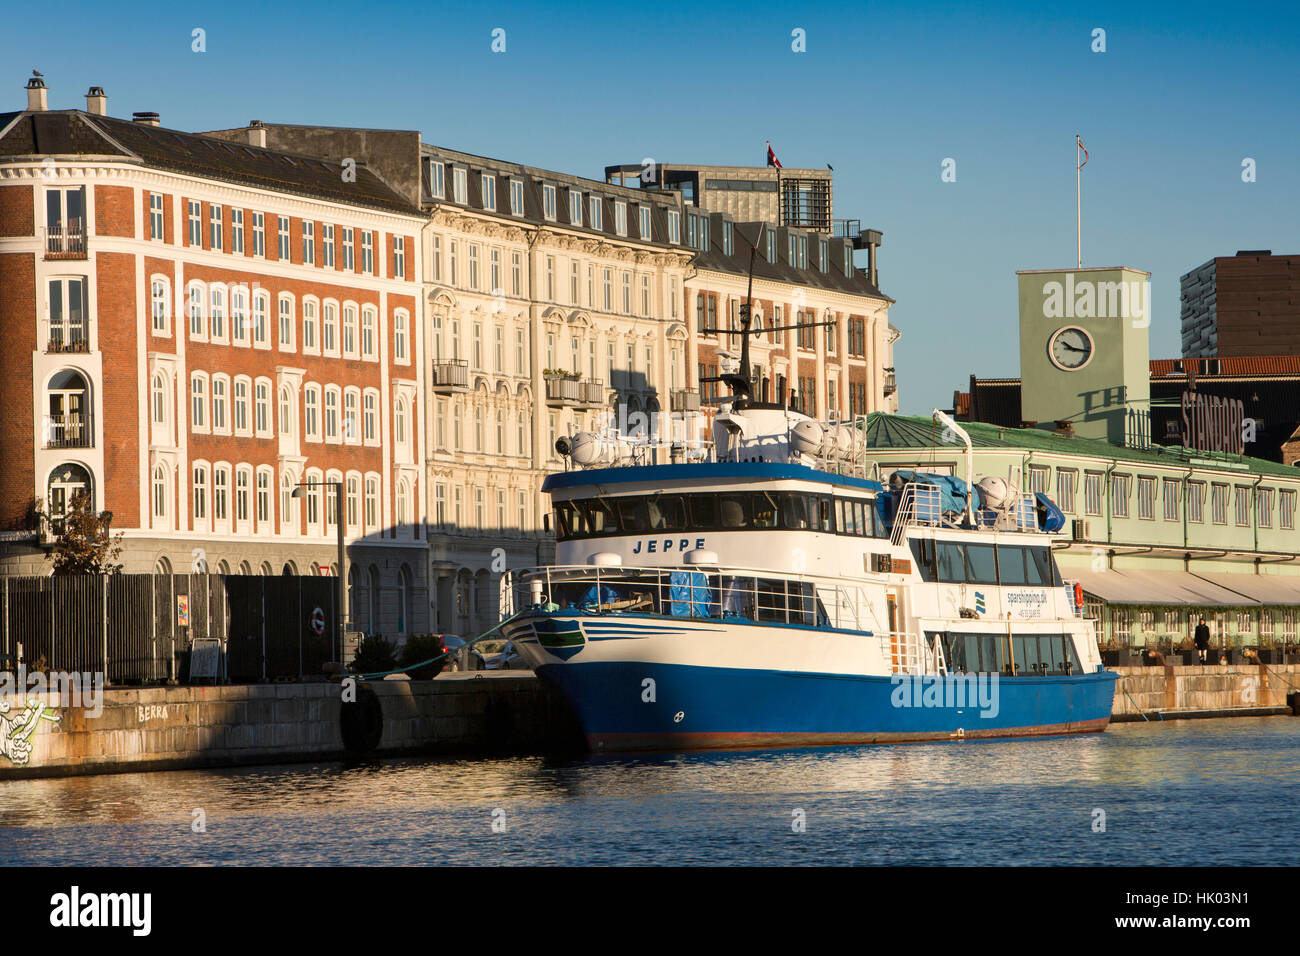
[1191,572,1300,606]
[1064,569,1260,606]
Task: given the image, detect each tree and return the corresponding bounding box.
[36,492,124,575]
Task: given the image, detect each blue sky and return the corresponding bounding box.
[8,0,1299,413]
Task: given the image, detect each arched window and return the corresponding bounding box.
[278,295,294,350]
[152,463,168,521]
[302,298,319,353]
[394,398,408,456]
[398,564,413,637]
[151,373,167,427]
[343,304,358,356]
[363,390,377,443]
[230,285,248,343]
[279,386,293,437]
[47,369,90,448]
[396,479,410,532]
[47,463,92,529]
[344,389,360,444]
[364,475,379,531]
[361,307,376,360]
[187,281,206,338]
[192,462,209,528]
[323,301,339,354]
[253,291,270,346]
[151,277,170,334]
[209,284,227,340]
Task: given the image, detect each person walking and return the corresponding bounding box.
[1194,617,1211,663]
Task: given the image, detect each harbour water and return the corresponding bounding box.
[3,717,1297,866]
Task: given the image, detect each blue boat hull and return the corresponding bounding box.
[535,661,1119,752]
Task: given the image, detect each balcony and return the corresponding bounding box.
[47,327,89,354]
[44,222,88,260]
[580,380,606,406]
[46,415,91,449]
[883,372,897,397]
[670,388,700,413]
[430,359,469,392]
[545,374,582,407]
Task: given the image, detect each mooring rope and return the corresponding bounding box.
[346,610,527,681]
[1119,677,1153,722]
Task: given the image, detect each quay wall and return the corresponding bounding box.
[0,673,583,780]
[1,666,1296,778]
[1109,664,1300,720]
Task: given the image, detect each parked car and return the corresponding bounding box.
[473,639,529,671]
[437,634,471,671]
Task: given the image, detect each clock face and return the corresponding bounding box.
[1048,326,1094,370]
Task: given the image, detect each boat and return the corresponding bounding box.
[502,240,1117,753]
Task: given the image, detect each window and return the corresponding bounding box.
[393,235,405,279]
[622,272,631,314]
[231,208,244,254]
[192,464,208,525]
[278,296,293,350]
[257,470,271,526]
[589,195,602,230]
[346,475,359,529]
[509,178,524,215]
[187,282,204,339]
[1163,478,1180,521]
[153,465,168,521]
[190,374,208,430]
[449,240,459,286]
[213,466,229,524]
[394,310,409,363]
[469,244,480,290]
[343,305,358,357]
[278,387,293,437]
[1282,490,1296,530]
[212,376,229,432]
[210,284,228,341]
[1111,474,1131,518]
[150,277,169,334]
[482,174,496,211]
[151,373,168,432]
[1211,483,1228,524]
[516,329,526,375]
[1055,470,1076,515]
[1137,476,1156,520]
[275,217,289,259]
[1188,481,1205,523]
[641,275,651,317]
[1028,467,1050,495]
[304,385,320,440]
[723,221,733,255]
[667,210,680,244]
[543,184,557,220]
[361,230,373,274]
[342,228,354,271]
[603,269,612,311]
[819,239,828,272]
[428,160,445,199]
[187,200,201,246]
[344,389,359,444]
[1258,487,1274,528]
[235,468,251,525]
[149,193,164,240]
[253,292,269,346]
[365,476,378,531]
[363,390,378,443]
[254,379,271,436]
[302,220,315,265]
[395,398,409,459]
[639,205,651,240]
[452,166,467,204]
[765,230,776,263]
[324,388,339,441]
[209,204,223,251]
[511,251,522,297]
[1234,486,1250,526]
[323,302,338,355]
[322,223,335,267]
[361,307,377,360]
[303,299,318,353]
[233,378,251,434]
[252,212,265,257]
[614,201,627,236]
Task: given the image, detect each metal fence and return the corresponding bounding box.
[0,574,337,685]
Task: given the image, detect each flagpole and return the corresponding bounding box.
[1075,134,1082,268]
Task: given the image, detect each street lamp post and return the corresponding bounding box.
[291,480,345,663]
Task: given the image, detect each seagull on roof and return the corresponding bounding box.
[32,70,43,77]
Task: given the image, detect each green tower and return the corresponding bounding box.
[1017,266,1152,446]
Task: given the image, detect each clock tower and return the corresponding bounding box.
[1017,266,1152,446]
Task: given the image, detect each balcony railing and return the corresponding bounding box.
[47,326,89,353]
[545,375,582,406]
[44,221,88,260]
[670,388,700,412]
[46,415,91,449]
[431,359,469,391]
[883,372,897,397]
[580,380,606,405]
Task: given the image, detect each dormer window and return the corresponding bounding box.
[452,166,468,204]
[428,160,445,199]
[570,189,582,226]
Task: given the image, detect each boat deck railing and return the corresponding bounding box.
[508,564,883,633]
[889,483,947,545]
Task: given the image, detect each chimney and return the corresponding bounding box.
[26,75,47,111]
[132,111,160,127]
[85,86,107,116]
[247,120,267,148]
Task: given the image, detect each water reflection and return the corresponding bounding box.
[1,717,1297,865]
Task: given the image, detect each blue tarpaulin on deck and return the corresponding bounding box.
[670,571,712,618]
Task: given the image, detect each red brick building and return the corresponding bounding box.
[0,79,428,637]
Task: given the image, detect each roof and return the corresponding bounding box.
[860,413,1300,479]
[0,110,420,215]
[1150,356,1300,378]
[542,461,884,494]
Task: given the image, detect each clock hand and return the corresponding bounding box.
[1060,342,1088,352]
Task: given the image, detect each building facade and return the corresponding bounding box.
[0,80,430,638]
[1181,250,1300,358]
